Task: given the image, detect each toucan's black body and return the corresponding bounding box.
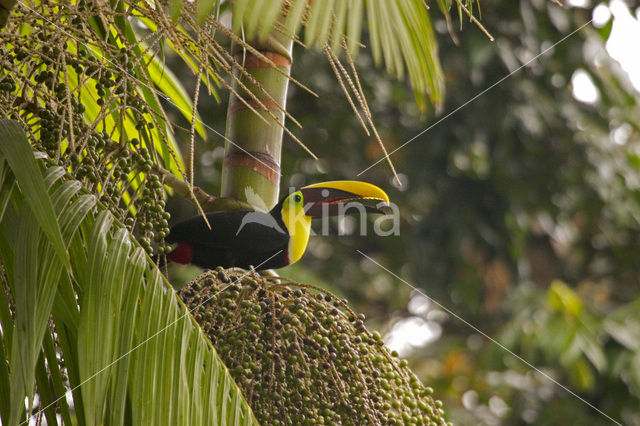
[165,205,289,271]
[163,181,390,271]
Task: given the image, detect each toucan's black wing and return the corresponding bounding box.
[166,210,290,270]
[167,210,287,250]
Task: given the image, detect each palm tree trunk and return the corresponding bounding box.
[221,22,293,210]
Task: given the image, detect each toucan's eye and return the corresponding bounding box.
[294,194,302,203]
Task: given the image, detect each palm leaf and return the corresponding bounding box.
[199,0,446,108]
[0,120,257,426]
[146,52,208,141]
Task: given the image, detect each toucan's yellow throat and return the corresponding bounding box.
[280,190,312,264]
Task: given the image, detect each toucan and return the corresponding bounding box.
[164,181,390,271]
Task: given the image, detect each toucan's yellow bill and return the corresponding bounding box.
[299,180,390,218]
[301,180,390,204]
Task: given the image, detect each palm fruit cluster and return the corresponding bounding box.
[179,268,449,425]
[0,0,172,254]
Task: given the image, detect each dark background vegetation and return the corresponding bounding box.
[166,0,640,424]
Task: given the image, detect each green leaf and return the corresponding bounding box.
[595,17,613,41]
[329,0,348,51]
[109,246,146,425]
[435,0,457,43]
[197,0,220,25]
[245,1,279,40]
[0,154,15,223]
[9,202,61,425]
[547,280,583,317]
[146,53,207,141]
[346,0,364,55]
[283,0,307,39]
[0,120,68,270]
[256,0,287,40]
[603,299,640,351]
[42,331,73,426]
[34,351,59,426]
[568,357,595,391]
[305,0,329,47]
[577,333,607,373]
[232,0,251,34]
[311,0,335,47]
[77,211,114,425]
[0,296,13,424]
[169,0,182,22]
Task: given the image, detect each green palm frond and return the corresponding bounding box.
[0,119,257,426]
[212,0,445,109]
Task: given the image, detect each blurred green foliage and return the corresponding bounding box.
[165,0,640,424]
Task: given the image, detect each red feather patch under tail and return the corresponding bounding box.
[167,243,193,264]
